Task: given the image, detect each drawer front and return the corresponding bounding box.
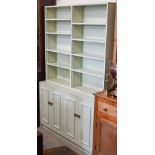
[98,100,117,118]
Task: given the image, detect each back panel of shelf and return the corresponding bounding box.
[57,7,71,19]
[46,20,56,32]
[46,34,56,49]
[57,21,71,33]
[57,35,71,51]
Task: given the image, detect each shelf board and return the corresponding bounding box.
[45,18,71,21]
[72,22,106,26]
[46,49,71,55]
[72,38,105,43]
[48,78,70,87]
[46,32,71,35]
[47,62,70,70]
[45,5,71,8]
[72,52,104,60]
[72,68,103,78]
[73,86,101,94]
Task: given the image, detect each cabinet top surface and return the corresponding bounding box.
[95,91,117,102]
[45,2,116,8]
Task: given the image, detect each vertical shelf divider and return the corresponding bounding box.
[70,6,73,88]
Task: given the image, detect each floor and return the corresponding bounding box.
[38,126,90,155]
[38,126,65,150]
[43,146,78,155]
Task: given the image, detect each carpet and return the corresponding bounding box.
[43,146,79,155]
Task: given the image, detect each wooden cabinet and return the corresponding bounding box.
[93,92,117,155]
[40,82,94,153]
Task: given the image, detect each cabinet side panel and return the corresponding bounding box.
[104,3,116,89]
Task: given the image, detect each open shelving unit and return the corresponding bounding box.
[45,3,116,94]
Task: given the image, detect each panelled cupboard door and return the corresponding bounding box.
[78,102,93,153]
[40,86,49,127]
[62,94,78,143]
[48,88,61,134]
[95,118,117,155]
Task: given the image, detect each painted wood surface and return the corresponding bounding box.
[40,82,94,154]
[56,0,116,5]
[45,3,116,94]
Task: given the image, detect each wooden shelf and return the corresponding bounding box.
[48,78,70,87]
[47,62,70,70]
[72,38,105,43]
[72,52,104,60]
[46,49,71,55]
[72,21,106,26]
[74,86,101,94]
[45,18,71,21]
[72,68,103,78]
[46,31,71,35]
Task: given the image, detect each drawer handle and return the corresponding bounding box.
[48,102,53,105]
[103,108,108,111]
[74,113,81,118]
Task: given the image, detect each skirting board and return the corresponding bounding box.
[41,125,92,155]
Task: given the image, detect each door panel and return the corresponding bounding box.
[96,119,117,155]
[78,103,92,152]
[40,88,49,127]
[66,98,76,138]
[62,94,78,143]
[53,92,61,131]
[48,89,54,130]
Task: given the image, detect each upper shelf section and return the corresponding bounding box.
[72,4,107,25]
[45,6,71,20]
[44,3,116,94]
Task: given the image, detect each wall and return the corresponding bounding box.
[56,0,116,5]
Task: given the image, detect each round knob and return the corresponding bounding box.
[103,108,108,111]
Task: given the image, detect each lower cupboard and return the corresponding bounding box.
[39,81,94,153]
